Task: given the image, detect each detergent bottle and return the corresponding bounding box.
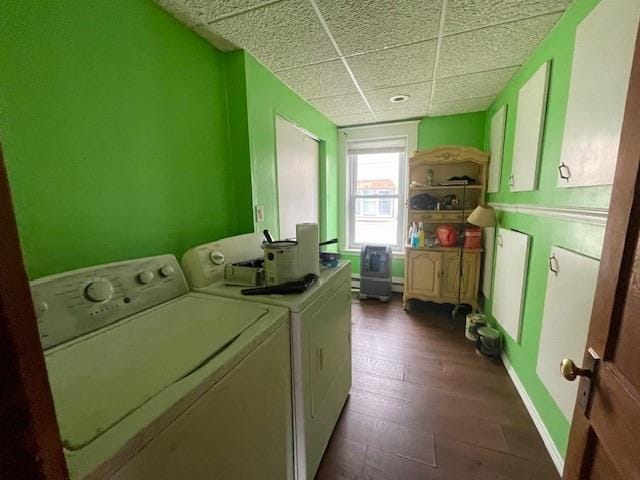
[417,222,425,248]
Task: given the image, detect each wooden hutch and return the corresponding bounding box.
[403,146,489,311]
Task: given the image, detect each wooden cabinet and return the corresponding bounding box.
[404,146,488,312]
[406,250,441,298]
[404,248,481,311]
[440,252,478,301]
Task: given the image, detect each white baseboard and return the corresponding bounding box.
[500,352,564,475]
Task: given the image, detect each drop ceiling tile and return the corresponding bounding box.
[438,13,561,77]
[208,0,338,71]
[430,96,495,116]
[434,66,519,103]
[445,0,572,35]
[316,0,442,56]
[347,40,437,91]
[276,60,356,99]
[311,93,370,118]
[364,82,431,113]
[331,112,377,127]
[183,0,277,23]
[154,0,202,27]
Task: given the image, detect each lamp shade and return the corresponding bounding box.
[468,205,497,227]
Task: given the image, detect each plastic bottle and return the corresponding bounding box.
[411,222,419,248]
[418,222,425,248]
[407,223,415,245]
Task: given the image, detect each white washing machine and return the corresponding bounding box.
[31,254,293,479]
[181,233,352,480]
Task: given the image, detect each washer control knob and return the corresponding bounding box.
[137,270,154,284]
[85,280,114,302]
[159,265,175,277]
[209,250,225,265]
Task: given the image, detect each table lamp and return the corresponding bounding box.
[468,205,497,228]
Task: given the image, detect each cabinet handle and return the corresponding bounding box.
[497,234,503,247]
[558,163,571,181]
[549,254,559,276]
[508,175,515,187]
[319,347,324,371]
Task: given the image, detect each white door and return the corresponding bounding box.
[492,228,531,342]
[276,116,319,240]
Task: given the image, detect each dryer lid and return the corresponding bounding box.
[45,295,269,450]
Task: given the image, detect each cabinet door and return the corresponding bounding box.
[510,62,549,192]
[440,252,477,301]
[488,106,507,193]
[492,228,530,342]
[406,250,441,297]
[536,247,599,420]
[558,0,640,188]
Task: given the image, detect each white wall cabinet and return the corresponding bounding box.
[558,0,640,188]
[510,62,550,192]
[492,228,531,342]
[481,226,495,298]
[488,106,507,193]
[536,247,599,420]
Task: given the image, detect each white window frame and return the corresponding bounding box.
[339,121,418,255]
[347,137,407,251]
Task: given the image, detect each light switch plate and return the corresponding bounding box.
[255,205,265,222]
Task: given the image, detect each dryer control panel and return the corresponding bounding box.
[181,232,264,288]
[31,255,188,349]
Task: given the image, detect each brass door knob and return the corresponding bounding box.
[560,358,592,381]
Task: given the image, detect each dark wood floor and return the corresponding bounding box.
[315,294,560,480]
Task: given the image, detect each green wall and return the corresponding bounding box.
[342,112,486,276]
[418,111,486,150]
[0,0,254,279]
[0,1,337,280]
[242,52,338,243]
[482,0,607,459]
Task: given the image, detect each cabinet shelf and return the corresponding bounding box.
[409,185,483,191]
[409,209,469,214]
[405,246,483,253]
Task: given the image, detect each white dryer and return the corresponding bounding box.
[182,234,352,480]
[31,255,293,479]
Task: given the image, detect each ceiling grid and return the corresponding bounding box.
[155,0,574,126]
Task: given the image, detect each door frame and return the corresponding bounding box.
[0,146,68,478]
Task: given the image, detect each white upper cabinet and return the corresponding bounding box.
[558,0,640,188]
[492,228,531,342]
[488,106,507,193]
[536,247,599,420]
[481,226,496,298]
[510,62,550,193]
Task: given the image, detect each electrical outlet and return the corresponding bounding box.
[255,205,265,222]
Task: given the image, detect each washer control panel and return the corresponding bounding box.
[31,255,188,349]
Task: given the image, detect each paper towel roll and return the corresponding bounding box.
[296,223,320,276]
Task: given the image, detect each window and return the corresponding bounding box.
[347,137,406,250]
